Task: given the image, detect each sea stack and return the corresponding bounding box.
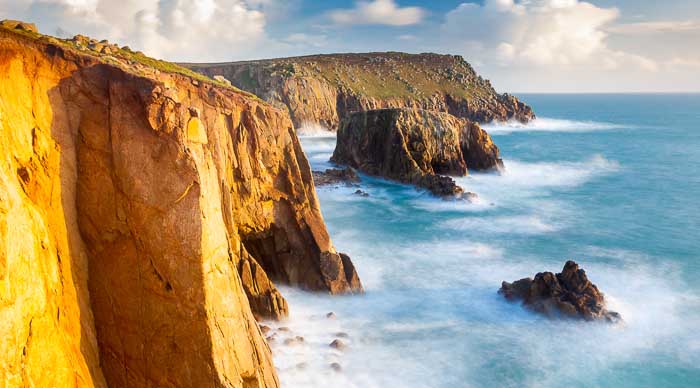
[499,261,622,323]
[331,108,502,199]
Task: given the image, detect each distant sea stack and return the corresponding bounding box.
[500,261,622,323]
[183,52,535,130]
[0,21,360,388]
[331,108,502,199]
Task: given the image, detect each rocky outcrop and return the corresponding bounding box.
[331,108,500,199]
[500,261,621,323]
[184,52,535,130]
[312,167,360,187]
[0,24,361,388]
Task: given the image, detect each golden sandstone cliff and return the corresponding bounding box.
[0,22,360,388]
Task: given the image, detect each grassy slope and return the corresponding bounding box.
[187,52,500,101]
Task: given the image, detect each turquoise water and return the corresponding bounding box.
[267,94,700,387]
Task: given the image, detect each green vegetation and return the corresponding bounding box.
[200,53,499,102]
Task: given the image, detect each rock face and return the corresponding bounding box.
[331,108,501,199]
[0,25,361,388]
[499,261,621,323]
[184,52,535,130]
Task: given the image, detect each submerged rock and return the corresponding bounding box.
[332,108,500,199]
[500,261,622,323]
[329,339,346,350]
[330,362,343,372]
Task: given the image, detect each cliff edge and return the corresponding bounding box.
[183,52,534,130]
[0,22,360,388]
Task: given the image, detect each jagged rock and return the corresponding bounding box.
[499,261,622,323]
[184,52,535,131]
[354,189,369,197]
[213,74,232,86]
[312,167,360,186]
[332,108,500,199]
[0,25,363,388]
[0,19,38,33]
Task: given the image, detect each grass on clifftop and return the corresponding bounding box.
[191,52,498,102]
[0,23,261,101]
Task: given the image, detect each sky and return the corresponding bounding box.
[1,0,699,93]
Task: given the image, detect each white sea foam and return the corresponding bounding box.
[484,117,625,135]
[440,215,560,234]
[297,122,337,137]
[282,123,699,387]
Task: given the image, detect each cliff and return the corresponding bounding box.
[0,23,360,388]
[331,108,502,198]
[183,52,535,131]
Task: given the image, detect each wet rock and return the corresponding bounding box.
[312,167,360,186]
[354,189,369,197]
[284,336,305,346]
[330,363,343,372]
[326,312,336,319]
[259,325,271,335]
[335,332,349,338]
[329,339,346,350]
[278,327,290,332]
[500,261,622,323]
[296,362,308,370]
[332,108,501,199]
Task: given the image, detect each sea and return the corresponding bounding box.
[264,94,700,387]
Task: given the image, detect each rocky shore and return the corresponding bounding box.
[331,108,501,199]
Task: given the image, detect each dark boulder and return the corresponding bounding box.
[500,261,621,323]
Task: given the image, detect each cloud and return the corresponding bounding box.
[607,20,700,34]
[283,33,327,48]
[329,0,425,26]
[443,0,657,71]
[0,0,273,62]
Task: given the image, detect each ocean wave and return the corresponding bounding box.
[440,215,560,235]
[483,117,625,135]
[297,123,337,137]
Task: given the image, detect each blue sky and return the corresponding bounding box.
[2,1,699,92]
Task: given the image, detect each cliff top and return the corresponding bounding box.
[0,19,261,101]
[185,52,503,101]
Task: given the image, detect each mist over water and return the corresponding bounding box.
[266,95,700,387]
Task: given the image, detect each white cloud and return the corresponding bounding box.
[607,20,700,34]
[283,32,327,48]
[329,0,425,26]
[0,0,272,62]
[443,0,657,71]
